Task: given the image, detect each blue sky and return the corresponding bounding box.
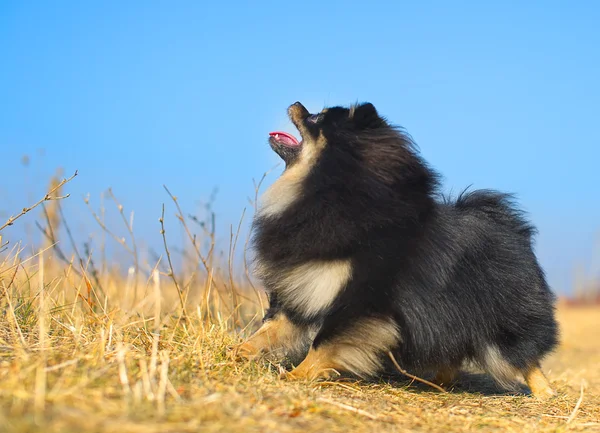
[1,1,598,293]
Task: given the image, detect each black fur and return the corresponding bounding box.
[252,102,558,386]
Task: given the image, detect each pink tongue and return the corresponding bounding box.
[269,131,300,146]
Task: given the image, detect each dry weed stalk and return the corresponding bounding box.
[84,194,136,257]
[159,204,188,318]
[387,351,447,393]
[0,171,77,232]
[107,188,140,300]
[162,185,230,322]
[227,208,246,327]
[317,397,381,421]
[41,171,63,256]
[566,380,586,425]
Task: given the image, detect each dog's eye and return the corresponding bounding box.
[307,113,323,124]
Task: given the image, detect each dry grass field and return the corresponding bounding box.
[1,177,599,433]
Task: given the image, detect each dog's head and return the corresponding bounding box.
[260,101,437,234]
[269,101,387,167]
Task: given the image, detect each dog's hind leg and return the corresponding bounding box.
[481,346,556,399]
[522,364,555,400]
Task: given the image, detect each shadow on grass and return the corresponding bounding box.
[253,354,532,397]
[373,371,531,397]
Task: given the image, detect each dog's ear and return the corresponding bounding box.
[352,102,383,129]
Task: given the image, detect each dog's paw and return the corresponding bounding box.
[532,386,557,401]
[231,342,262,361]
[279,366,339,382]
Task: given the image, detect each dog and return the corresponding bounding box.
[236,101,559,399]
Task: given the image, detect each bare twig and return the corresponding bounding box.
[243,230,264,313]
[150,268,161,377]
[84,195,133,255]
[163,185,215,278]
[0,236,9,253]
[82,241,107,309]
[34,220,83,278]
[0,170,78,232]
[247,164,279,212]
[34,251,47,419]
[243,168,277,315]
[162,185,232,316]
[57,200,84,271]
[228,208,246,327]
[107,188,139,300]
[163,186,208,269]
[1,261,28,348]
[566,380,585,425]
[315,381,362,393]
[99,191,108,288]
[387,352,447,393]
[3,260,20,292]
[36,200,92,285]
[159,204,188,317]
[317,397,380,420]
[40,204,59,247]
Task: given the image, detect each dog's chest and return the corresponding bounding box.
[257,259,353,317]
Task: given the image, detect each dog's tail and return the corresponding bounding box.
[453,188,536,239]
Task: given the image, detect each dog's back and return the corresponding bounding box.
[392,188,558,389]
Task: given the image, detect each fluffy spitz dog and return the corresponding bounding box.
[237,101,558,399]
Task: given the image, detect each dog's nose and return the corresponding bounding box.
[289,101,306,111]
[288,102,309,121]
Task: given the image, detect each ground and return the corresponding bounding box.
[0,289,598,433]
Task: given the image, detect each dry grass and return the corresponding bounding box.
[1,178,599,432]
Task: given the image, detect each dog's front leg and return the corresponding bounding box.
[235,312,308,360]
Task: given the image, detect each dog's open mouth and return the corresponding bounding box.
[268,131,301,148]
[268,130,302,165]
[268,102,309,165]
